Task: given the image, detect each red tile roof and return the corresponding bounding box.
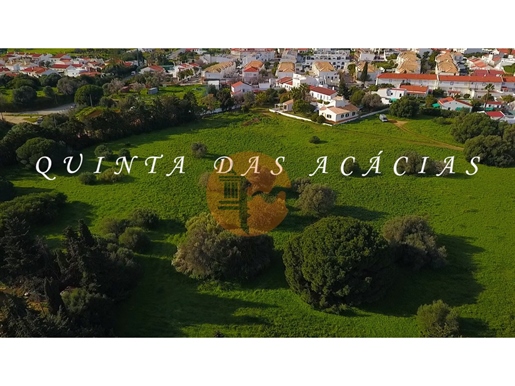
[52,64,70,69]
[377,73,437,80]
[277,77,292,84]
[309,86,338,96]
[231,81,245,88]
[438,97,472,107]
[398,85,428,93]
[486,111,504,118]
[439,75,502,83]
[472,69,504,77]
[243,67,259,72]
[503,76,515,82]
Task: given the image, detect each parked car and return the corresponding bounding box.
[379,114,388,122]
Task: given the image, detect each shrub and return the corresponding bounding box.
[382,215,447,271]
[283,216,397,311]
[191,142,207,158]
[0,177,15,202]
[395,151,436,176]
[118,148,131,159]
[78,172,96,185]
[310,113,319,122]
[198,172,211,189]
[98,168,123,184]
[416,300,460,337]
[98,217,127,237]
[296,184,337,217]
[316,115,326,124]
[15,137,66,168]
[463,135,514,167]
[172,212,274,281]
[291,177,311,194]
[0,192,67,229]
[309,135,321,144]
[118,227,151,253]
[342,159,360,176]
[94,145,114,161]
[128,208,160,230]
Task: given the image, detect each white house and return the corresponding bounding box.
[357,50,375,62]
[311,61,337,84]
[376,73,438,89]
[276,61,295,78]
[374,88,408,104]
[309,86,338,102]
[438,75,503,93]
[242,60,264,84]
[395,51,421,74]
[202,61,236,80]
[292,73,318,88]
[231,81,253,95]
[437,97,472,111]
[275,77,293,91]
[140,65,166,74]
[274,99,294,112]
[356,61,381,82]
[318,104,360,124]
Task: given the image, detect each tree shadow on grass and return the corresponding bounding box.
[361,235,485,324]
[13,186,54,196]
[459,317,495,337]
[331,205,387,222]
[115,256,276,337]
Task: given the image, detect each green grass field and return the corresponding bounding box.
[5,111,515,337]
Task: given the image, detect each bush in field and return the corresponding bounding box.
[296,184,337,217]
[416,300,460,337]
[191,142,208,159]
[172,212,274,281]
[15,137,66,168]
[78,172,96,185]
[198,172,211,189]
[382,215,447,271]
[97,168,123,184]
[342,159,361,176]
[128,208,160,230]
[118,227,150,253]
[309,135,321,144]
[94,145,114,161]
[291,177,311,194]
[118,148,131,159]
[98,217,127,237]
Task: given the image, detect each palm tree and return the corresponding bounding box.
[483,83,495,108]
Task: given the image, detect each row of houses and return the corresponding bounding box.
[375,73,515,94]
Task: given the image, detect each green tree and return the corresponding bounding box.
[350,89,365,106]
[172,212,275,281]
[338,73,350,99]
[463,135,514,167]
[483,83,495,107]
[74,84,104,106]
[296,183,337,217]
[451,113,500,143]
[15,137,66,168]
[128,208,160,230]
[283,216,397,311]
[359,61,369,84]
[43,86,55,99]
[191,142,208,158]
[389,96,420,118]
[57,77,80,95]
[361,93,383,110]
[12,86,37,106]
[416,300,460,337]
[382,215,448,271]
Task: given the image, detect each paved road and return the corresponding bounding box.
[2,103,75,124]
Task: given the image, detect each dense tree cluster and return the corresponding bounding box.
[0,218,141,337]
[0,93,199,169]
[453,113,515,167]
[172,212,275,281]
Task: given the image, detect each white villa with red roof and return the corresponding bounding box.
[242,60,264,84]
[309,86,337,101]
[437,97,472,111]
[231,81,253,95]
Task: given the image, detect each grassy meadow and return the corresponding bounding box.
[5,111,515,337]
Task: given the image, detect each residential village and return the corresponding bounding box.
[1,48,515,125]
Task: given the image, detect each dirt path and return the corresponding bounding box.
[390,120,463,151]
